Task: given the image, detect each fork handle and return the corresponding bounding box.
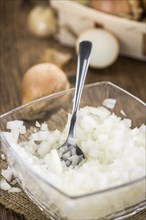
[73,41,92,113]
[67,41,92,139]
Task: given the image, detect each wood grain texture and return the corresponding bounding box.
[0,205,25,220]
[0,0,146,219]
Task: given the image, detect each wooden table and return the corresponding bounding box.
[1,0,146,219]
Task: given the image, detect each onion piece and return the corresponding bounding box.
[8,187,21,193]
[1,167,13,182]
[102,98,116,109]
[120,110,127,117]
[123,118,132,128]
[1,154,5,160]
[11,129,20,143]
[10,179,17,185]
[36,121,41,127]
[1,132,16,144]
[0,178,11,191]
[40,123,48,131]
[50,149,63,173]
[20,125,26,134]
[6,120,23,130]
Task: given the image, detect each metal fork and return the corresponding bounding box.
[58,41,92,167]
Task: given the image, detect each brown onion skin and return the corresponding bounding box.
[90,0,130,15]
[22,63,70,105]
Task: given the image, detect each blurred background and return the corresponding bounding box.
[0,0,146,219]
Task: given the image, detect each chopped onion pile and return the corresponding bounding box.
[1,167,13,182]
[1,105,145,196]
[58,144,83,168]
[0,164,21,193]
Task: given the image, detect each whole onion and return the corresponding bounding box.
[27,6,58,38]
[77,28,119,69]
[22,63,69,104]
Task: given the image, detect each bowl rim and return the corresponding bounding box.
[1,81,146,200]
[1,81,145,118]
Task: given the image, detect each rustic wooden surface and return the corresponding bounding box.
[0,0,146,219]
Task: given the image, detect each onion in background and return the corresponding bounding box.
[27,6,58,38]
[21,63,70,120]
[90,0,130,15]
[77,28,119,68]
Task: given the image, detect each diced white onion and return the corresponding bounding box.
[11,129,20,143]
[6,120,23,130]
[3,105,145,198]
[120,110,127,117]
[37,141,51,157]
[10,179,17,185]
[40,123,48,131]
[123,118,132,128]
[1,132,16,144]
[20,125,26,134]
[36,121,41,127]
[8,187,21,193]
[0,178,11,191]
[50,149,63,173]
[1,167,13,182]
[102,98,116,109]
[1,154,5,160]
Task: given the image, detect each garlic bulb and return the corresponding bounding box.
[77,28,119,68]
[27,6,57,38]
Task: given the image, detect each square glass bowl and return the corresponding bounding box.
[0,81,146,220]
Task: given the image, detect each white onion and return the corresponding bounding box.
[50,149,63,173]
[24,140,37,155]
[2,106,146,197]
[6,120,23,130]
[8,187,21,193]
[40,123,48,131]
[123,118,132,128]
[102,98,116,109]
[120,110,127,117]
[1,167,13,182]
[0,178,11,191]
[36,121,41,127]
[37,141,51,157]
[5,120,26,143]
[20,125,26,134]
[1,154,5,160]
[10,179,17,185]
[2,132,16,143]
[77,28,119,68]
[29,131,50,141]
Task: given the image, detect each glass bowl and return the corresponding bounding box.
[0,81,145,220]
